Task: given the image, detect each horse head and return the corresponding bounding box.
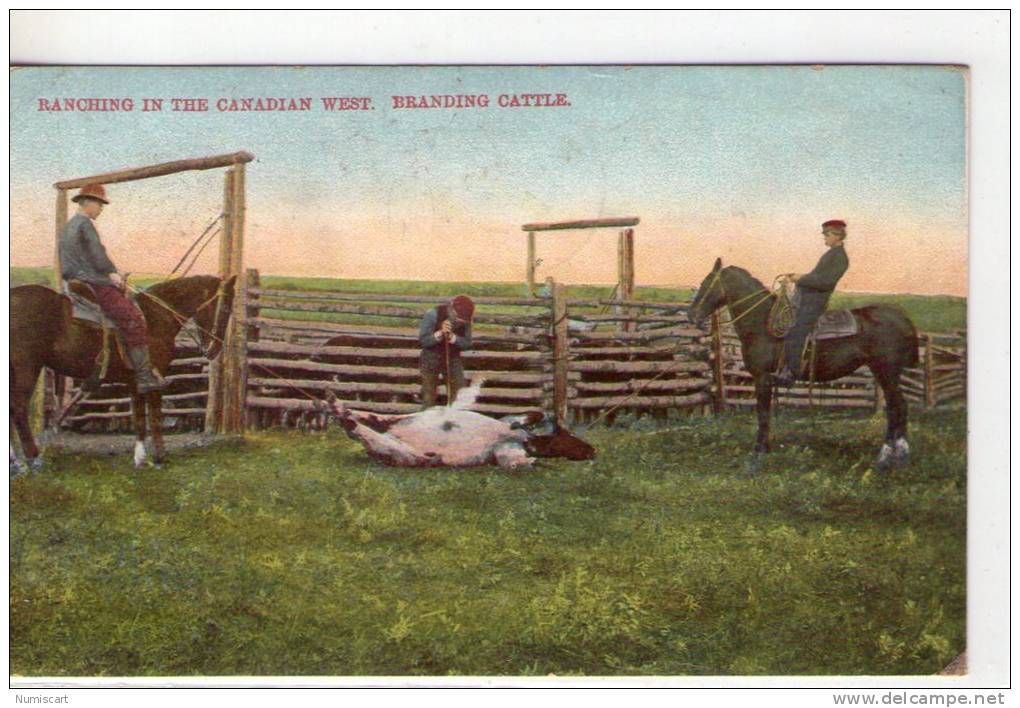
[193,274,237,361]
[689,257,726,329]
[520,413,596,461]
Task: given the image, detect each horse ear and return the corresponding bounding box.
[713,257,722,271]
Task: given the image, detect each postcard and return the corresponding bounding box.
[9,63,972,683]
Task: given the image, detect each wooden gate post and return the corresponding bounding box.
[222,163,248,433]
[526,231,536,295]
[44,188,70,430]
[244,268,261,429]
[711,311,726,413]
[205,169,235,433]
[550,278,569,426]
[923,333,936,408]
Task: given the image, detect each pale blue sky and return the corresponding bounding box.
[9,65,967,293]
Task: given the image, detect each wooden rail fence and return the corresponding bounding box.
[52,273,966,430]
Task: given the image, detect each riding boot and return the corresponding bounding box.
[126,345,166,393]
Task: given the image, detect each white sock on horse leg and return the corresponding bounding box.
[134,441,147,468]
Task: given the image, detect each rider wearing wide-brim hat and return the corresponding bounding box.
[418,295,475,409]
[774,219,850,385]
[59,183,165,393]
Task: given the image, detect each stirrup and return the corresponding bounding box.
[772,368,797,386]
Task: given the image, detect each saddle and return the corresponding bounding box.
[63,280,120,332]
[811,309,859,340]
[62,280,125,390]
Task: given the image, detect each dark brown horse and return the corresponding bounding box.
[10,274,236,471]
[688,259,919,473]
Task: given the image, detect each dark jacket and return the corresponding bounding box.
[58,213,118,287]
[419,305,473,370]
[795,244,848,317]
[419,305,473,351]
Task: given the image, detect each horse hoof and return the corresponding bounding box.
[893,438,910,467]
[10,460,28,480]
[133,441,148,469]
[876,443,895,471]
[29,457,45,472]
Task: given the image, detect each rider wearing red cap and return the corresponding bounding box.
[58,184,165,392]
[774,219,850,385]
[418,295,475,408]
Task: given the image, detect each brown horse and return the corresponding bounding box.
[10,274,236,471]
[688,259,919,473]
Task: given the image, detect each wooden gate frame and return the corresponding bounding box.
[52,150,254,435]
[521,217,639,300]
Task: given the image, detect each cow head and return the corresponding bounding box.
[511,413,596,461]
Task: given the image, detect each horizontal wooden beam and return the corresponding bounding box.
[247,357,570,384]
[569,360,710,374]
[569,391,710,410]
[256,297,548,326]
[521,217,640,232]
[55,151,254,188]
[725,396,872,409]
[247,395,543,417]
[252,317,546,347]
[248,339,546,364]
[250,287,548,307]
[248,377,546,402]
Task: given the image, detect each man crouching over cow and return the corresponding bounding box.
[419,295,474,409]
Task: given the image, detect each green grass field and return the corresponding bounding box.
[10,266,966,333]
[11,407,965,677]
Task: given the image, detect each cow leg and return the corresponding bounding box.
[131,390,148,468]
[493,442,535,469]
[324,395,408,433]
[342,418,435,467]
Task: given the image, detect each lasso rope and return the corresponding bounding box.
[170,213,225,277]
[767,274,797,338]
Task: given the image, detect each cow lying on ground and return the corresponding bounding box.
[323,386,595,468]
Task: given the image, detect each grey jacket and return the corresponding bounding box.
[58,213,118,286]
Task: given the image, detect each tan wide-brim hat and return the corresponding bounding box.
[71,183,110,204]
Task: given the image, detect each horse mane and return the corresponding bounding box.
[144,274,219,300]
[722,265,768,292]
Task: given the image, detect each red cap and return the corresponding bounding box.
[71,184,110,204]
[450,295,475,320]
[822,219,846,229]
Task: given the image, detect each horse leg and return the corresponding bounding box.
[747,375,773,474]
[872,366,909,469]
[147,392,166,465]
[11,362,43,468]
[131,390,149,468]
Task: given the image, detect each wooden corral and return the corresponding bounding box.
[243,273,560,428]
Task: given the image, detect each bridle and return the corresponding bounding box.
[694,268,772,327]
[131,279,229,359]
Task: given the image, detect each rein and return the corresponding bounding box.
[699,268,772,327]
[129,281,226,359]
